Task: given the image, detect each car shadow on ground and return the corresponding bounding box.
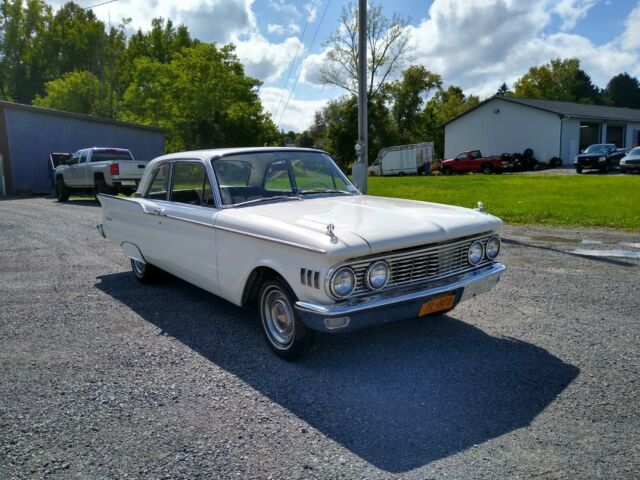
[96,272,579,473]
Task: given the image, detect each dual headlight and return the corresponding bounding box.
[329,260,390,299]
[468,236,501,265]
[330,236,501,299]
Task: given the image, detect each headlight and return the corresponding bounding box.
[468,241,484,265]
[486,236,501,259]
[330,267,356,298]
[598,156,606,162]
[365,261,389,290]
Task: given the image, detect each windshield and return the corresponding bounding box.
[211,151,358,206]
[584,144,613,154]
[629,147,640,156]
[91,150,133,162]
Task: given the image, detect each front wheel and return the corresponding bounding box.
[130,258,158,284]
[482,163,493,174]
[259,279,315,360]
[441,166,453,175]
[55,178,70,202]
[575,166,583,174]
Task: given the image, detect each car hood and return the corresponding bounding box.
[216,195,502,257]
[576,153,606,159]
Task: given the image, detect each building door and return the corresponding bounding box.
[579,122,600,151]
[606,124,625,147]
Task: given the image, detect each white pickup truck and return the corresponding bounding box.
[53,147,150,201]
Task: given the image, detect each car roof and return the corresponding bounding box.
[151,147,327,163]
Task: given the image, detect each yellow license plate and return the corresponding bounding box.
[418,293,456,316]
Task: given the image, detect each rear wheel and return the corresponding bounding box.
[259,278,315,360]
[95,179,113,197]
[55,178,70,202]
[576,166,583,174]
[482,163,493,174]
[130,258,158,284]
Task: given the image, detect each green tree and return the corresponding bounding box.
[120,43,278,151]
[320,1,411,95]
[0,0,52,102]
[33,70,113,115]
[387,65,442,143]
[496,82,510,96]
[424,86,480,158]
[513,58,600,103]
[604,73,640,109]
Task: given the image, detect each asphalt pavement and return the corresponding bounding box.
[1,197,638,479]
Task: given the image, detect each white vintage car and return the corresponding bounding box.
[97,148,505,359]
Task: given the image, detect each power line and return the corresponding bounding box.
[277,0,331,128]
[81,0,118,10]
[272,0,317,125]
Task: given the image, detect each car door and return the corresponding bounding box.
[139,159,220,293]
[65,152,82,186]
[77,150,91,186]
[455,153,469,171]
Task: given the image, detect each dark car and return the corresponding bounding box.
[574,144,628,173]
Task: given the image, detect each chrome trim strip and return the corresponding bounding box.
[97,193,326,254]
[214,225,328,254]
[298,263,506,317]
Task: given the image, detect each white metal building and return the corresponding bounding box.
[443,96,640,163]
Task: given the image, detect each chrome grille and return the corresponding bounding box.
[624,159,640,165]
[348,234,494,297]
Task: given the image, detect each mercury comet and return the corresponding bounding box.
[97,148,505,359]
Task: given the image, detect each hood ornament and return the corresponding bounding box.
[326,224,338,244]
[475,201,485,213]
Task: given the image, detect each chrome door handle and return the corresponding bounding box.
[142,205,166,216]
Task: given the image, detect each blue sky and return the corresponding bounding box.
[68,0,640,131]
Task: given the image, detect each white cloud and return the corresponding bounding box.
[235,35,302,82]
[304,2,319,23]
[267,0,300,17]
[288,22,301,34]
[267,23,285,35]
[300,50,328,85]
[48,0,256,43]
[552,0,596,30]
[403,0,640,98]
[260,87,328,131]
[620,2,640,51]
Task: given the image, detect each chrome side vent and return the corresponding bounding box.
[300,268,320,289]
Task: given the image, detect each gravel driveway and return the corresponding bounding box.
[1,197,638,479]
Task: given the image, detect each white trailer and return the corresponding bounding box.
[368,142,434,176]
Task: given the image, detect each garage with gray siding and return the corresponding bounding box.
[0,101,165,195]
[443,96,640,164]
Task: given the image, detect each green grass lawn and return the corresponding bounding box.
[367,174,640,230]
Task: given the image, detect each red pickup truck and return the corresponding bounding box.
[440,150,510,175]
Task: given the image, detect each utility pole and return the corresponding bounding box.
[352,0,368,193]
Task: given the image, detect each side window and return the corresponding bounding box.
[80,151,89,163]
[455,153,466,160]
[170,162,214,207]
[69,154,81,165]
[145,164,170,200]
[264,160,293,192]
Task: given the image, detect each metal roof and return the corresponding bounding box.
[442,96,640,126]
[0,100,166,133]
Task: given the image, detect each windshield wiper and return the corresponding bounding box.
[299,189,354,195]
[233,195,302,207]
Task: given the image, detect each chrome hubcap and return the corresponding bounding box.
[262,287,295,348]
[132,259,145,277]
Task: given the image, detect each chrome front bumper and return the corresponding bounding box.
[295,263,506,332]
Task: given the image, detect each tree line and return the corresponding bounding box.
[0,0,279,151]
[2,1,640,164]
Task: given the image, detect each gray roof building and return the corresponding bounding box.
[443,96,640,164]
[0,101,165,195]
